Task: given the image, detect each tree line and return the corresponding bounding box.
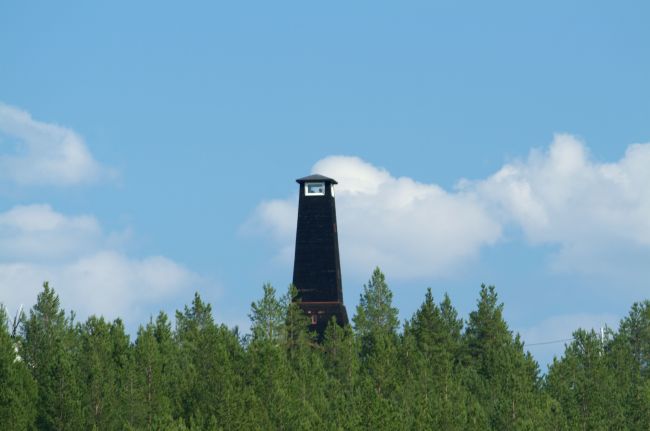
[1,267,650,430]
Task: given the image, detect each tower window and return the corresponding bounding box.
[305,182,325,196]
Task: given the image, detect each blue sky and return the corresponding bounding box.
[1,1,649,367]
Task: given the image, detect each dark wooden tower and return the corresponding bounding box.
[292,174,349,336]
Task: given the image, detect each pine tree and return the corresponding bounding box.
[599,301,650,429]
[546,329,622,429]
[245,283,292,428]
[402,289,469,429]
[353,267,399,344]
[176,293,239,427]
[0,305,37,430]
[353,267,402,429]
[283,284,327,429]
[322,319,363,430]
[153,311,179,419]
[78,316,130,429]
[618,300,650,374]
[463,284,548,430]
[131,317,174,428]
[283,284,314,353]
[323,317,359,388]
[248,283,286,343]
[21,282,83,430]
[174,293,245,429]
[440,292,464,358]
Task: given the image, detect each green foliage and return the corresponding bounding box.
[353,267,399,342]
[401,289,470,429]
[463,284,551,430]
[4,272,650,429]
[131,314,175,428]
[546,329,622,429]
[618,300,650,374]
[322,319,363,429]
[248,282,286,343]
[174,292,245,428]
[21,282,84,430]
[614,301,650,430]
[77,316,131,429]
[0,305,37,430]
[352,267,403,428]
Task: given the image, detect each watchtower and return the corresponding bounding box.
[292,174,349,335]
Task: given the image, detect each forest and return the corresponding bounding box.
[1,267,649,430]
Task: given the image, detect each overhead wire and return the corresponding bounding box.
[525,337,574,347]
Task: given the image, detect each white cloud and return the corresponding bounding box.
[0,204,102,261]
[250,135,650,279]
[0,102,112,186]
[0,205,200,322]
[470,134,650,276]
[0,103,205,325]
[251,156,502,278]
[243,199,297,241]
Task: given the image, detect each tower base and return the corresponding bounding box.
[299,301,349,337]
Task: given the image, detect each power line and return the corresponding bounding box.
[525,325,608,347]
[526,337,573,347]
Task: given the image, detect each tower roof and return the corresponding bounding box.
[296,174,338,184]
